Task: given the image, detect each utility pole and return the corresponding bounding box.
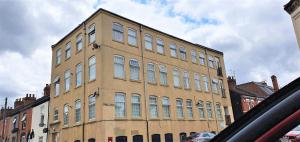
[2,98,7,142]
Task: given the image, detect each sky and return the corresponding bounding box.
[0,0,299,107]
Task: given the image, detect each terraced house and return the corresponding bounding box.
[49,9,234,142]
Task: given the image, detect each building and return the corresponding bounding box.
[284,0,300,49]
[0,84,50,142]
[49,8,234,142]
[228,75,279,120]
[30,85,50,142]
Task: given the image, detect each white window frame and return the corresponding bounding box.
[176,99,184,118]
[208,55,215,68]
[169,43,177,57]
[199,52,205,65]
[63,104,69,125]
[212,79,219,94]
[75,100,81,123]
[159,65,167,85]
[89,56,96,81]
[129,59,140,81]
[186,99,193,119]
[112,22,124,42]
[149,96,158,118]
[128,28,137,46]
[198,101,205,119]
[88,95,96,120]
[53,76,60,96]
[88,24,96,43]
[64,70,71,92]
[162,97,170,118]
[53,108,58,122]
[191,50,197,63]
[115,93,126,118]
[179,47,186,60]
[131,94,141,118]
[56,48,61,65]
[216,103,223,120]
[173,69,180,87]
[144,34,153,50]
[194,73,201,91]
[65,42,71,59]
[206,102,213,119]
[76,33,83,52]
[76,63,82,87]
[147,63,156,83]
[203,75,209,92]
[183,71,190,89]
[156,38,164,54]
[114,55,125,79]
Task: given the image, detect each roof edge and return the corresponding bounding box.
[284,0,300,14]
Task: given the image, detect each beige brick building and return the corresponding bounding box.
[48,9,234,142]
[285,0,300,49]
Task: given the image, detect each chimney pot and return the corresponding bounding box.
[271,75,279,92]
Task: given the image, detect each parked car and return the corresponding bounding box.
[185,132,216,142]
[211,77,300,142]
[285,125,300,142]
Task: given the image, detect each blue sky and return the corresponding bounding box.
[0,0,299,106]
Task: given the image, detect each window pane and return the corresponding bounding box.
[159,65,167,85]
[150,96,158,118]
[115,93,126,118]
[183,71,190,89]
[176,99,183,118]
[89,56,96,81]
[198,101,205,119]
[132,95,141,117]
[76,34,83,51]
[162,97,170,118]
[130,59,139,80]
[186,100,193,118]
[56,49,61,65]
[147,63,156,83]
[128,29,137,46]
[89,24,95,43]
[173,69,180,87]
[145,34,152,50]
[76,64,82,87]
[114,56,125,78]
[170,44,177,57]
[157,39,164,54]
[65,42,71,59]
[64,70,71,92]
[89,95,96,119]
[113,23,124,42]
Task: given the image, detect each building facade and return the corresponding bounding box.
[31,95,49,142]
[228,76,278,120]
[49,9,234,142]
[285,0,300,49]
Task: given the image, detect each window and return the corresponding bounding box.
[186,100,193,119]
[21,134,26,142]
[194,73,201,91]
[132,94,141,118]
[114,55,125,78]
[165,133,173,142]
[53,108,58,122]
[149,96,158,118]
[219,79,225,96]
[88,24,95,43]
[162,97,170,118]
[53,76,60,96]
[191,50,197,63]
[76,34,83,51]
[89,56,96,81]
[203,75,209,92]
[112,23,124,42]
[157,38,164,54]
[75,100,81,123]
[21,113,26,129]
[216,103,223,120]
[116,136,127,142]
[197,101,205,119]
[169,43,177,57]
[179,47,186,60]
[208,55,214,68]
[173,69,180,87]
[76,64,82,87]
[88,95,96,119]
[40,106,45,126]
[88,138,96,142]
[183,71,190,89]
[56,48,61,65]
[144,34,153,50]
[115,93,126,118]
[12,116,17,129]
[159,65,167,85]
[176,99,184,118]
[152,134,161,142]
[63,104,69,125]
[128,28,137,46]
[147,63,156,83]
[64,70,71,92]
[179,133,187,142]
[215,57,220,68]
[38,136,43,142]
[65,42,71,59]
[199,52,205,65]
[212,79,218,93]
[130,59,140,81]
[133,135,143,142]
[206,102,213,119]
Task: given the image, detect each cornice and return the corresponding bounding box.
[284,0,300,14]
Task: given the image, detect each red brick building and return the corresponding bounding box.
[228,75,279,120]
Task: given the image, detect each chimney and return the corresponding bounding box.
[43,84,50,96]
[14,99,24,109]
[227,76,236,89]
[271,75,279,92]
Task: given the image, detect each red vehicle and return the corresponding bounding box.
[285,125,300,142]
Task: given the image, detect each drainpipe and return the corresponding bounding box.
[204,49,219,133]
[139,25,150,142]
[82,22,87,142]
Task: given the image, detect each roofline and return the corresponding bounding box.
[284,0,299,14]
[52,8,223,55]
